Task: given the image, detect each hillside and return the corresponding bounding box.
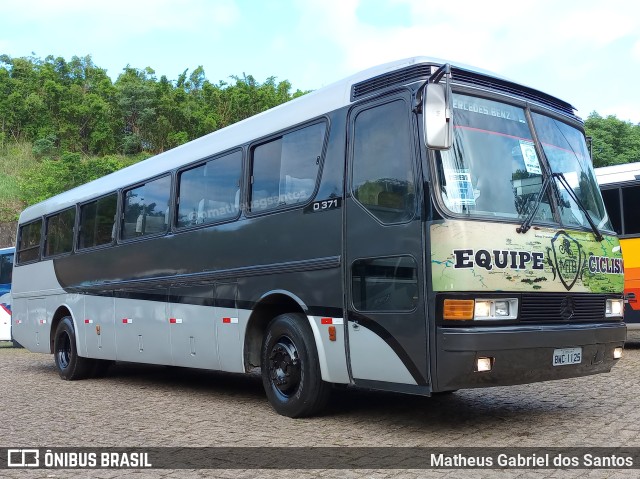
[1,54,639,248]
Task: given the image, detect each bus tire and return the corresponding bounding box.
[53,317,93,380]
[261,313,330,418]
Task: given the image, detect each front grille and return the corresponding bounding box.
[519,293,608,322]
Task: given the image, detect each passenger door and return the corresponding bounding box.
[345,95,429,390]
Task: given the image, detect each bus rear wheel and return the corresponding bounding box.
[54,317,94,380]
[261,313,330,418]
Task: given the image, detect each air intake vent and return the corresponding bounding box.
[451,68,576,117]
[350,63,576,118]
[351,64,432,101]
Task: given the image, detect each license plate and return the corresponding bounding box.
[553,347,582,366]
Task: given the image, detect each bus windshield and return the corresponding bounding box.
[531,112,612,231]
[435,93,611,231]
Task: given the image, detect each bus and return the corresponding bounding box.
[11,57,625,417]
[0,246,15,342]
[596,162,640,334]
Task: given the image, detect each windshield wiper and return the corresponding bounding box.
[554,172,604,242]
[516,174,552,235]
[516,172,604,241]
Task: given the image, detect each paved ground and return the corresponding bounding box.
[2,340,640,479]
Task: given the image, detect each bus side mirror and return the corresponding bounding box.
[423,83,452,150]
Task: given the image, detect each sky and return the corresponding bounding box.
[2,0,640,123]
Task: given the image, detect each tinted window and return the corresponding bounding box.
[177,151,242,228]
[623,185,640,235]
[250,122,326,212]
[601,188,622,235]
[17,220,42,264]
[0,252,14,284]
[352,100,416,223]
[78,193,118,249]
[122,176,171,240]
[352,256,418,311]
[45,208,75,256]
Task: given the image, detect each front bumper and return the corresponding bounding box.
[435,322,626,391]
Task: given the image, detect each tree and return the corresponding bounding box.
[585,112,640,167]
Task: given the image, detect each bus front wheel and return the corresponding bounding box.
[261,313,330,418]
[54,317,93,380]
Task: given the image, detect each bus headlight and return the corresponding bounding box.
[474,299,518,320]
[605,299,624,318]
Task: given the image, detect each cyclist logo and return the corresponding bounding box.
[550,231,584,291]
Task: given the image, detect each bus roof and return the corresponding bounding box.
[18,56,571,223]
[595,161,640,186]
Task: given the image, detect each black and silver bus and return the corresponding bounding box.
[12,57,625,417]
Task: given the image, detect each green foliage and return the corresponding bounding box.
[17,149,143,206]
[0,53,307,220]
[0,141,40,221]
[0,54,307,158]
[32,134,57,158]
[584,113,640,167]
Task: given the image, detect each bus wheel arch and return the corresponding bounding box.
[244,292,306,371]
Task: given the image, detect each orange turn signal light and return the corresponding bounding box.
[328,326,336,342]
[443,299,475,320]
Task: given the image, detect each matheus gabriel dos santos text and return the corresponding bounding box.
[431,453,633,468]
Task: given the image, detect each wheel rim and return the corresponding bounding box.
[56,331,71,370]
[268,335,301,397]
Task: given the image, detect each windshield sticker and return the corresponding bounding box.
[452,97,527,123]
[519,141,542,175]
[444,170,475,206]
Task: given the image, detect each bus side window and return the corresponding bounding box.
[352,256,418,311]
[122,176,171,240]
[78,193,118,250]
[44,207,75,257]
[250,122,326,212]
[17,219,43,264]
[622,186,640,235]
[352,100,415,224]
[177,150,242,228]
[0,252,13,285]
[600,188,622,235]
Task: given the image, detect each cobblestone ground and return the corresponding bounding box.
[1,340,640,479]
